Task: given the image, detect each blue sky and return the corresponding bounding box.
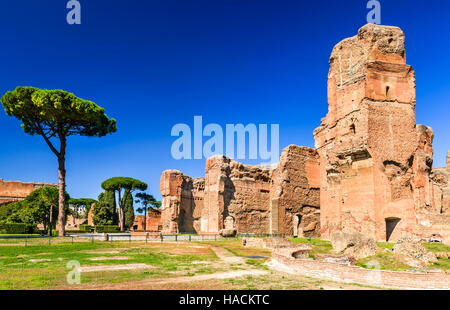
[0,0,449,203]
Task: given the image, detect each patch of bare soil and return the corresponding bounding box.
[84,250,122,254]
[67,269,269,290]
[89,256,130,261]
[191,261,211,265]
[210,247,244,264]
[29,259,51,263]
[0,243,25,246]
[80,264,154,273]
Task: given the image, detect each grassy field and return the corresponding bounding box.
[0,240,221,289]
[288,237,333,254]
[0,236,448,290]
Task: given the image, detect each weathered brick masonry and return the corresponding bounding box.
[161,145,320,236]
[161,24,449,243]
[313,24,450,243]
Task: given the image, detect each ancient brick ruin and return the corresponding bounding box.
[161,24,449,244]
[133,209,162,231]
[314,24,450,243]
[160,145,320,236]
[0,178,55,205]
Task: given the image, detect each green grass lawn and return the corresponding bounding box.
[423,242,450,253]
[0,241,220,289]
[288,237,333,254]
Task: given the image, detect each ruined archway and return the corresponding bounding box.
[385,217,401,242]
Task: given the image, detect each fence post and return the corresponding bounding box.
[72,236,74,244]
[161,234,163,243]
[25,236,27,247]
[189,235,191,242]
[175,234,178,242]
[49,236,51,245]
[129,235,131,243]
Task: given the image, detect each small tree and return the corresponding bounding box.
[1,187,70,232]
[97,190,117,224]
[135,192,160,231]
[92,201,116,226]
[1,87,116,236]
[124,190,135,230]
[101,177,147,231]
[39,186,59,236]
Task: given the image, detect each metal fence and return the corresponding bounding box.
[0,232,286,246]
[0,235,77,246]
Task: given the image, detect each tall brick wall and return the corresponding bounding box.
[313,24,448,243]
[160,170,205,233]
[270,145,321,236]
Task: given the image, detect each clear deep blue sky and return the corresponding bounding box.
[0,0,449,202]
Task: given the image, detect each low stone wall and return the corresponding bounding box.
[272,252,449,289]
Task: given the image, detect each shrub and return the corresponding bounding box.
[0,223,35,234]
[79,224,93,232]
[95,225,119,233]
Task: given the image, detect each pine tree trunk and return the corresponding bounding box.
[144,207,147,232]
[49,204,53,236]
[57,156,66,237]
[118,190,124,231]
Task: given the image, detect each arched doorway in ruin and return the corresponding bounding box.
[385,217,401,242]
[293,215,302,238]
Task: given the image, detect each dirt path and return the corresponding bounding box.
[209,246,244,264]
[63,269,269,290]
[57,245,268,290]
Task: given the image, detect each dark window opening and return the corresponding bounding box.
[385,218,401,242]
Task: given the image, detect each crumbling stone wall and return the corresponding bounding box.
[314,24,449,242]
[160,170,205,233]
[160,146,320,236]
[160,24,449,244]
[193,155,273,234]
[0,178,55,205]
[270,145,320,237]
[431,151,450,215]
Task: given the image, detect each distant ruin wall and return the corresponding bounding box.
[132,209,162,232]
[0,178,55,205]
